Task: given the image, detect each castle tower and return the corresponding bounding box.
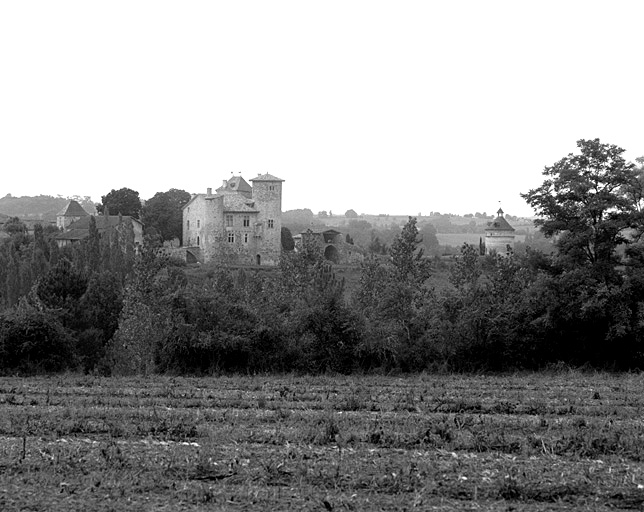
[485,208,515,256]
[250,173,284,265]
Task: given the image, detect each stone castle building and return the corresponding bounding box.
[485,208,515,256]
[182,174,283,265]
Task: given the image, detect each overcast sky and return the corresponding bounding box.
[1,1,641,218]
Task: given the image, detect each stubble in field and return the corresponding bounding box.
[1,372,644,511]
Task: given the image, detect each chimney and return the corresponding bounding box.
[222,180,228,187]
[207,187,212,195]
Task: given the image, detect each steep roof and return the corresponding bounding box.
[57,215,142,240]
[57,200,89,217]
[217,176,253,194]
[183,194,204,210]
[486,214,515,232]
[55,229,89,241]
[66,215,142,230]
[250,173,284,182]
[223,194,258,213]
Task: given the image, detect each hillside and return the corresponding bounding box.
[0,194,96,221]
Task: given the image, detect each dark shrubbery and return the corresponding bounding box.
[0,303,76,372]
[4,212,644,375]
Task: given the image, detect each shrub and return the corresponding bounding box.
[0,302,76,372]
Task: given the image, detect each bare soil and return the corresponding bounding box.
[1,372,644,511]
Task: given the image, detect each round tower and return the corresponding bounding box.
[485,208,515,256]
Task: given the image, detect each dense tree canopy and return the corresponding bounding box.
[141,189,191,243]
[2,217,27,236]
[521,139,637,272]
[281,227,295,251]
[97,188,142,219]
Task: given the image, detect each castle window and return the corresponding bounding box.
[197,220,200,228]
[243,215,250,227]
[228,232,235,243]
[244,233,249,243]
[268,219,274,229]
[187,220,190,229]
[226,214,233,227]
[269,185,274,191]
[197,236,200,246]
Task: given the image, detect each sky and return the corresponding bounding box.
[1,1,642,218]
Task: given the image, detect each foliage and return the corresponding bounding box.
[521,139,637,274]
[3,142,644,374]
[418,221,440,255]
[97,187,142,218]
[390,217,431,282]
[141,188,191,243]
[77,271,124,371]
[280,226,295,251]
[0,301,76,372]
[354,217,432,370]
[106,247,184,375]
[3,216,27,236]
[35,258,88,330]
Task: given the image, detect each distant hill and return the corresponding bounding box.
[0,194,96,222]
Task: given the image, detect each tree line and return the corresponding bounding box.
[2,139,644,374]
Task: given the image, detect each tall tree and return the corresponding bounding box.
[418,222,440,256]
[281,227,295,251]
[141,189,191,243]
[390,217,431,282]
[521,139,637,272]
[5,244,20,307]
[86,216,101,273]
[97,188,142,219]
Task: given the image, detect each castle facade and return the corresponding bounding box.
[182,174,283,265]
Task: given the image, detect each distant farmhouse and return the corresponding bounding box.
[56,200,90,230]
[485,208,515,256]
[55,200,144,249]
[182,174,283,265]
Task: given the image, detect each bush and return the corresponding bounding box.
[0,303,76,373]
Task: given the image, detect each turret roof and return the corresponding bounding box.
[486,213,515,232]
[250,173,284,182]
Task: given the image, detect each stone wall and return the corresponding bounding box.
[252,181,282,266]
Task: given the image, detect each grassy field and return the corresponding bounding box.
[436,233,527,248]
[2,372,644,511]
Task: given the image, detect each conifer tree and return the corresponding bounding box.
[5,245,20,307]
[48,239,60,267]
[86,216,101,273]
